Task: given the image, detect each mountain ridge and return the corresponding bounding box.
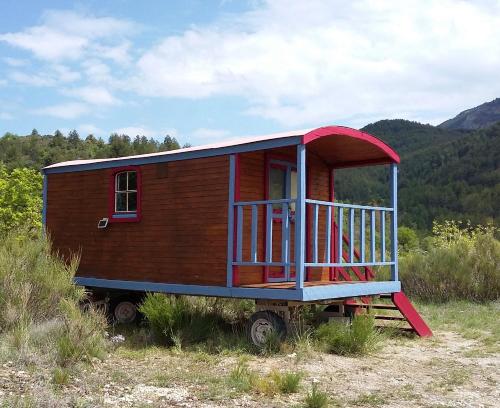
[439,98,500,130]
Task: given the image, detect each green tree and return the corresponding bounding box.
[0,165,43,233]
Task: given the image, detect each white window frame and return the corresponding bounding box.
[115,171,138,213]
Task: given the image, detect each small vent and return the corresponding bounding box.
[156,163,169,178]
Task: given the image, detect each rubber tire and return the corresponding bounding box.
[109,297,140,324]
[247,311,287,347]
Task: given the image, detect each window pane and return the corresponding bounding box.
[290,170,297,211]
[269,167,286,200]
[128,171,137,191]
[117,173,127,191]
[128,192,137,211]
[116,192,127,211]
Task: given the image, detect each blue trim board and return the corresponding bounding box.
[74,277,303,301]
[301,281,401,301]
[44,136,302,174]
[112,213,137,219]
[74,277,400,302]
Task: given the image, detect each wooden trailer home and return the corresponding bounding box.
[42,125,432,344]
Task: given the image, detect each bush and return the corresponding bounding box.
[0,230,108,370]
[400,221,500,302]
[139,293,227,347]
[56,300,107,367]
[0,230,83,331]
[315,314,383,356]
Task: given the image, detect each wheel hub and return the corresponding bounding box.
[114,301,137,323]
[251,318,274,344]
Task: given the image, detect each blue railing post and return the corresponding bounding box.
[295,144,306,290]
[390,163,399,281]
[226,155,236,287]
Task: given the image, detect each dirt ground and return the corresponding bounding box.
[1,327,498,407]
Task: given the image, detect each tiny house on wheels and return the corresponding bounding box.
[42,125,432,345]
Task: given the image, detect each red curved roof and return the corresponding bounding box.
[302,126,400,167]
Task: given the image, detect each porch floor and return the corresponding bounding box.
[240,280,370,289]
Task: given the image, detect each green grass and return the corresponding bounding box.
[304,383,331,408]
[51,366,70,386]
[315,314,384,356]
[417,301,500,355]
[273,371,302,394]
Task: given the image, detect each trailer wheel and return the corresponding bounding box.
[110,298,138,324]
[247,311,286,347]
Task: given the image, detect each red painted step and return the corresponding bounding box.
[391,292,433,337]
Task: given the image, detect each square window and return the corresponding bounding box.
[110,168,141,222]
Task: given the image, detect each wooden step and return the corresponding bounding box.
[374,315,406,321]
[347,303,398,310]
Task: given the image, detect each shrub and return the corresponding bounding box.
[315,314,383,356]
[400,221,500,302]
[0,229,83,332]
[304,382,330,408]
[139,293,226,346]
[0,230,108,370]
[56,300,107,367]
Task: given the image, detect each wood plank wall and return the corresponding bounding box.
[46,156,229,286]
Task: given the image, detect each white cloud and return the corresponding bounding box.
[33,102,89,119]
[3,57,29,67]
[130,0,500,126]
[0,10,136,61]
[9,65,80,87]
[62,86,120,106]
[191,127,230,142]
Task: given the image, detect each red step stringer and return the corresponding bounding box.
[391,292,433,337]
[344,292,432,337]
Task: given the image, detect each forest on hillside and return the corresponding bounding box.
[1,120,499,233]
[335,120,499,230]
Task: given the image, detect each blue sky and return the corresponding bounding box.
[1,0,500,146]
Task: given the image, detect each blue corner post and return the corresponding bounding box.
[295,144,306,289]
[42,172,47,234]
[390,163,398,281]
[226,155,236,287]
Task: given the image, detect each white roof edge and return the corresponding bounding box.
[43,128,313,170]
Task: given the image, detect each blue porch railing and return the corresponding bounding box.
[304,199,396,269]
[232,198,296,268]
[226,152,399,290]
